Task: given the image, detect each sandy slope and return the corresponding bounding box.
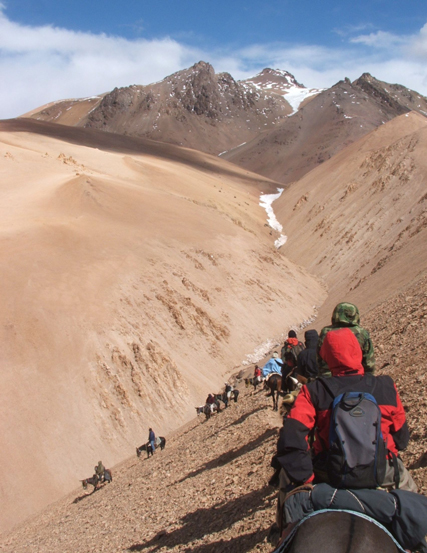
[0,120,325,532]
[272,111,427,324]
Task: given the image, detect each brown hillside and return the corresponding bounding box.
[224,74,427,184]
[0,118,325,533]
[271,111,427,321]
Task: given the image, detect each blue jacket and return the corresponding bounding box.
[262,358,284,378]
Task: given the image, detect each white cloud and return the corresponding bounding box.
[350,30,409,49]
[409,22,427,60]
[0,7,201,118]
[0,6,426,120]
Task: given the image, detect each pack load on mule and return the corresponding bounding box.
[269,316,426,552]
[272,484,427,553]
[271,508,427,553]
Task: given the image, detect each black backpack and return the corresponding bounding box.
[324,377,387,489]
[281,341,304,366]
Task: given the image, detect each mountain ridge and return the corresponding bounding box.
[24,62,427,185]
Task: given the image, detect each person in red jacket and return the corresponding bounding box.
[271,327,417,527]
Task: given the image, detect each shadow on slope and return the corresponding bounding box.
[174,428,277,485]
[179,530,270,553]
[128,486,275,552]
[0,118,279,191]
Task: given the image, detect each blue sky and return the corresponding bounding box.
[1,0,427,118]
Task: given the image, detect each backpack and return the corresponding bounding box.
[327,388,387,489]
[282,341,304,366]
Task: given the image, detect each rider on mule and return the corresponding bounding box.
[148,428,156,454]
[94,461,105,482]
[262,352,284,379]
[280,331,305,392]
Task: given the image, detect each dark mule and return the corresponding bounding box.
[275,511,400,553]
[81,474,99,491]
[81,469,112,491]
[203,403,218,419]
[136,437,166,458]
[265,373,282,411]
[215,389,239,408]
[245,377,262,391]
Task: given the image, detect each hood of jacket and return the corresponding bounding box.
[304,329,319,349]
[319,327,364,376]
[331,302,360,326]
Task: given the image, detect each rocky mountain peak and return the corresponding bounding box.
[252,68,304,88]
[241,68,305,92]
[79,61,294,155]
[353,74,412,115]
[358,72,375,82]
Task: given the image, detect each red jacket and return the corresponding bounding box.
[272,328,409,484]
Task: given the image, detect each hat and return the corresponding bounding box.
[288,330,297,338]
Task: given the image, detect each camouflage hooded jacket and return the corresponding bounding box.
[317,302,375,377]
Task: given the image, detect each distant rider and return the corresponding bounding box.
[148,428,156,453]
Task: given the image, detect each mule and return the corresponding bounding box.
[203,402,218,420]
[274,511,401,553]
[81,474,99,491]
[265,373,282,411]
[81,468,112,491]
[215,389,239,408]
[136,437,166,458]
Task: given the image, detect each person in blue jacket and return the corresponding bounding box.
[148,428,156,453]
[261,352,284,378]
